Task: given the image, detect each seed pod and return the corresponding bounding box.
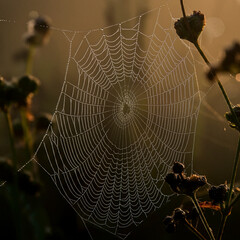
[209,184,228,204]
[163,215,174,225]
[173,208,186,222]
[174,11,205,43]
[172,162,185,174]
[225,105,240,131]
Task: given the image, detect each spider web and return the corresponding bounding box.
[32,4,201,239]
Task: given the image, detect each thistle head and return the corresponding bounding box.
[174,11,205,43]
[25,15,51,47]
[225,105,240,131]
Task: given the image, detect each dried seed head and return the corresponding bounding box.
[18,75,40,95]
[173,208,186,222]
[163,215,174,225]
[220,42,240,75]
[172,162,185,174]
[209,184,228,204]
[25,16,51,47]
[174,11,205,43]
[165,172,178,185]
[225,105,240,131]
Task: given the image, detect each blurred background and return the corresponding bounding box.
[0,0,240,239]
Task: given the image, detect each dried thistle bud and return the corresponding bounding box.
[0,77,17,112]
[18,75,40,95]
[189,174,207,189]
[174,11,205,43]
[219,42,240,75]
[25,16,51,47]
[163,216,174,225]
[165,172,178,185]
[209,184,228,204]
[172,162,185,174]
[181,174,207,195]
[225,105,240,131]
[173,208,186,222]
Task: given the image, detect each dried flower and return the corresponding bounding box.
[209,184,228,204]
[173,208,186,222]
[163,216,174,226]
[0,77,17,112]
[24,16,51,47]
[225,105,240,131]
[174,11,205,43]
[11,75,40,107]
[165,162,207,196]
[219,42,240,75]
[172,162,185,174]
[207,42,240,80]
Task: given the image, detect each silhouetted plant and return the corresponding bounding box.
[164,1,240,240]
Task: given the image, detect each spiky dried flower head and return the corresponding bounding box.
[174,11,205,43]
[173,208,186,222]
[163,215,174,226]
[225,104,240,131]
[207,42,240,80]
[11,75,40,107]
[219,42,240,75]
[172,162,185,174]
[25,15,51,47]
[209,184,228,204]
[0,76,18,112]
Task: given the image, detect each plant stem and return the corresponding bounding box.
[191,192,215,240]
[4,110,22,240]
[5,111,17,166]
[180,0,240,126]
[217,213,228,240]
[20,108,33,160]
[26,45,35,75]
[217,135,240,240]
[184,219,207,240]
[227,135,240,207]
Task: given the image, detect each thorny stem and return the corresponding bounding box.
[191,192,215,240]
[184,219,207,240]
[4,110,22,240]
